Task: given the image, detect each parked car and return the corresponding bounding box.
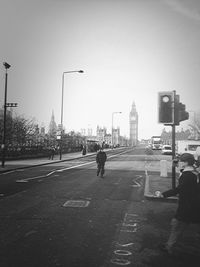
[162,145,172,155]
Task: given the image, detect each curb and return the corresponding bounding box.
[0,152,96,174]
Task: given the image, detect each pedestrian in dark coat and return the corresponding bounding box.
[49,146,55,160]
[160,153,200,254]
[96,147,107,178]
[82,145,86,155]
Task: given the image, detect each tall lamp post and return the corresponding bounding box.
[112,111,122,147]
[59,70,84,160]
[1,62,11,167]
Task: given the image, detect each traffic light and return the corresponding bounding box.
[174,94,189,124]
[174,94,180,125]
[178,102,189,122]
[158,91,173,124]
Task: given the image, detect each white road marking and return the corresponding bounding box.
[14,150,126,183]
[115,242,134,247]
[130,181,141,187]
[16,179,28,183]
[110,259,131,265]
[63,200,90,208]
[120,229,137,233]
[108,213,140,266]
[114,250,132,256]
[122,223,137,227]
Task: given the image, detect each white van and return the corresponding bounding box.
[176,140,200,156]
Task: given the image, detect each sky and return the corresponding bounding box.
[1,0,200,139]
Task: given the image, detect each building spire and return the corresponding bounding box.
[49,110,57,137]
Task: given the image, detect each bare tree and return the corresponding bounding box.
[0,113,39,147]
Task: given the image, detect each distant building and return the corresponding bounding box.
[104,133,112,146]
[81,128,86,136]
[87,127,93,137]
[48,110,57,138]
[161,128,191,145]
[129,102,138,146]
[96,126,107,144]
[113,127,120,146]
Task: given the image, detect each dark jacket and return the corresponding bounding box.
[162,168,200,223]
[96,151,107,164]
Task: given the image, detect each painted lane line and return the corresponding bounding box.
[16,179,28,183]
[114,250,132,256]
[15,161,97,182]
[56,161,96,172]
[0,170,16,175]
[110,259,131,265]
[120,229,137,233]
[16,174,50,182]
[14,151,127,182]
[116,242,134,247]
[122,223,137,227]
[130,181,141,187]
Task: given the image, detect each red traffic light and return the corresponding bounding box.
[158,91,173,124]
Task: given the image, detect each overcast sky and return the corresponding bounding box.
[1,0,200,139]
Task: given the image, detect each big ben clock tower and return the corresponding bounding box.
[129,102,138,146]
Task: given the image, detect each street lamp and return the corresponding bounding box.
[1,62,11,167]
[59,70,84,160]
[112,111,122,148]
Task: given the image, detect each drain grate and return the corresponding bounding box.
[63,200,90,208]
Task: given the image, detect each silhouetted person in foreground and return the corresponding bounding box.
[96,147,107,178]
[159,153,200,254]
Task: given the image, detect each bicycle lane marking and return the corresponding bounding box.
[101,212,143,266]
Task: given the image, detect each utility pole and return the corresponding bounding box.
[59,70,84,160]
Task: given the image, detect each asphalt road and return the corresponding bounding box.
[0,148,200,267]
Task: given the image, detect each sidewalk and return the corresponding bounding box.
[0,151,96,173]
[144,172,178,202]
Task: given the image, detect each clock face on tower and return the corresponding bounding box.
[131,115,136,120]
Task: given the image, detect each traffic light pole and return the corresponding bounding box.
[172,124,176,189]
[158,89,189,190]
[171,90,176,190]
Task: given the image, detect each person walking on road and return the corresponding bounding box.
[96,147,107,178]
[159,153,200,254]
[82,145,86,155]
